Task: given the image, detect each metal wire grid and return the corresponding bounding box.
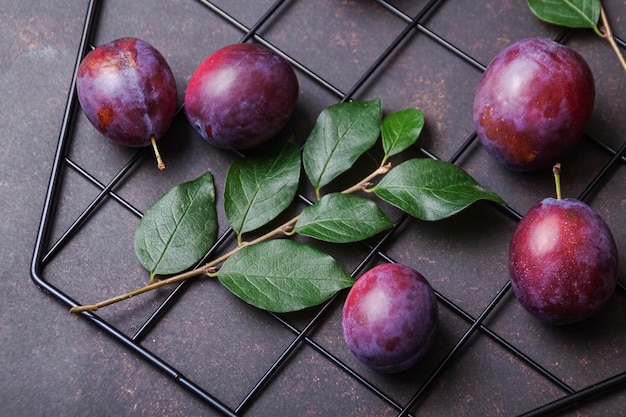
[30,0,626,416]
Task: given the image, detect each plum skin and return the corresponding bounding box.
[341,263,438,373]
[473,37,595,171]
[509,198,618,325]
[184,43,299,150]
[76,37,178,147]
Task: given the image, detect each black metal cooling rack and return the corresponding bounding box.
[31,0,626,416]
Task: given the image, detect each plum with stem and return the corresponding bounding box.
[508,164,618,325]
[76,37,178,169]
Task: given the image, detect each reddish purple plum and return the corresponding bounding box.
[76,37,177,151]
[184,43,299,150]
[342,263,438,373]
[473,38,594,171]
[509,198,618,325]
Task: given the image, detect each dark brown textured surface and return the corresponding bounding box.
[3,1,625,416]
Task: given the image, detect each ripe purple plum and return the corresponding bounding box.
[184,43,299,150]
[473,37,595,171]
[76,37,177,169]
[509,193,618,325]
[342,263,438,373]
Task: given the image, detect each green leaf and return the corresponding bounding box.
[134,171,218,281]
[303,98,382,197]
[217,240,354,312]
[294,193,393,243]
[372,158,506,221]
[527,0,600,30]
[224,137,301,242]
[381,108,424,160]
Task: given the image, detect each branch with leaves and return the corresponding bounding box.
[528,0,626,72]
[70,98,506,314]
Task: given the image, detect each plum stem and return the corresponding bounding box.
[69,163,392,313]
[150,135,166,170]
[553,163,562,200]
[598,4,626,73]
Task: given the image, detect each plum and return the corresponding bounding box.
[76,37,178,169]
[509,172,618,325]
[341,263,438,373]
[184,43,299,150]
[473,37,595,171]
